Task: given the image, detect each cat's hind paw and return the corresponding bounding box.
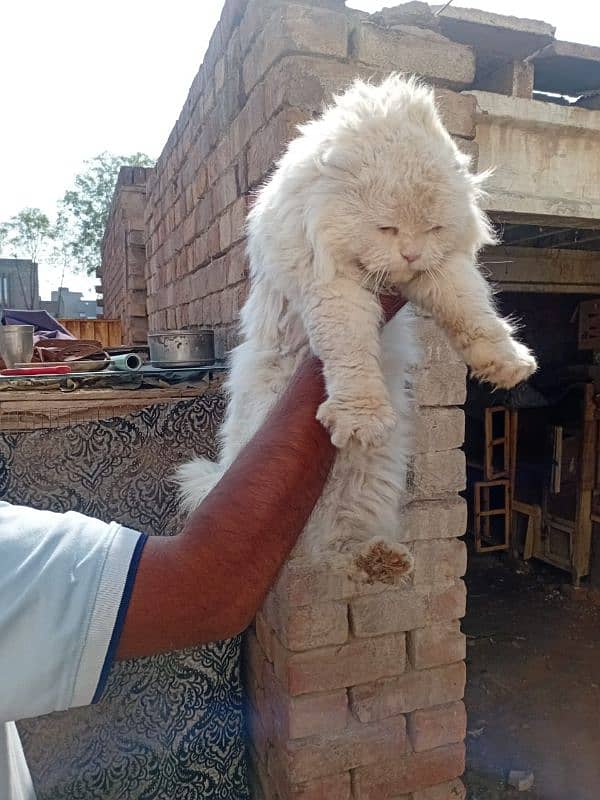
[352,537,413,585]
[317,396,397,449]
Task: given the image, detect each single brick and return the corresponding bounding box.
[412,318,461,365]
[409,620,466,670]
[349,661,466,722]
[412,540,467,586]
[274,633,407,696]
[227,241,249,285]
[284,715,406,783]
[407,450,466,500]
[262,590,349,651]
[265,662,349,740]
[408,701,467,752]
[409,407,465,455]
[397,497,467,543]
[353,22,474,89]
[353,742,465,799]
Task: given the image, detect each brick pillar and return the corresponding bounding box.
[100,166,153,344]
[246,316,468,799]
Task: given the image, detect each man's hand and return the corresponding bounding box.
[380,293,408,323]
[116,294,406,659]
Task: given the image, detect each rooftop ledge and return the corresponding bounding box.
[467,91,600,132]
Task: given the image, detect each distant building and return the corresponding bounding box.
[39,287,99,319]
[0,258,40,312]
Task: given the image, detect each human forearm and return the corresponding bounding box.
[116,355,333,658]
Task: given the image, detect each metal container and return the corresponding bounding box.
[0,325,34,369]
[148,329,215,368]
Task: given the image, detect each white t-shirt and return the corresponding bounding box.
[0,501,147,799]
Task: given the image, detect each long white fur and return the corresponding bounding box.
[177,75,537,582]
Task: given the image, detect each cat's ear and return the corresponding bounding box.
[316,145,357,180]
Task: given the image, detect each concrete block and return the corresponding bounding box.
[352,22,475,89]
[477,60,534,99]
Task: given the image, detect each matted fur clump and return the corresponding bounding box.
[178,75,536,583]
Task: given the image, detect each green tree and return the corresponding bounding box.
[0,207,54,308]
[58,151,154,276]
[0,207,53,263]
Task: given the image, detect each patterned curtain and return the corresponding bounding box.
[0,393,250,800]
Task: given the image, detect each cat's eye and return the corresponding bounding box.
[378,226,399,235]
[427,225,443,233]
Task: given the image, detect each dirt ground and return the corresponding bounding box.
[463,554,600,800]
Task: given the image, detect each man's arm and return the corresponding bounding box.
[116,295,406,659]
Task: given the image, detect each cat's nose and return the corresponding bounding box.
[402,252,421,264]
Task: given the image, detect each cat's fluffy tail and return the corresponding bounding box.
[175,457,225,513]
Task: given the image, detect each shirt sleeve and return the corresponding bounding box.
[0,501,147,724]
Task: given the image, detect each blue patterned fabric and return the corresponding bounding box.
[0,392,250,800]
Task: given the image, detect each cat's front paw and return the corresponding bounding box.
[468,337,537,389]
[317,395,397,449]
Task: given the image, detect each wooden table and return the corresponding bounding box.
[0,382,223,432]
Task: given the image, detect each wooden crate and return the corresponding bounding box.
[578,299,600,350]
[59,318,122,347]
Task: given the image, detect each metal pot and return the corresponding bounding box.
[0,325,34,369]
[148,329,215,368]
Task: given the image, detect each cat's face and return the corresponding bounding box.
[347,153,483,289]
[318,131,490,290]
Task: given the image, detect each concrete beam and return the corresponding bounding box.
[431,5,554,81]
[483,246,600,293]
[534,40,600,96]
[469,92,600,226]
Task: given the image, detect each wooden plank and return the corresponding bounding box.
[551,426,563,494]
[484,246,600,289]
[484,406,510,480]
[512,500,541,560]
[0,383,223,431]
[492,283,600,294]
[474,479,511,553]
[573,383,595,584]
[0,386,219,403]
[58,318,123,347]
[578,299,600,350]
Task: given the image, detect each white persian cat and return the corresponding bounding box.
[177,75,537,583]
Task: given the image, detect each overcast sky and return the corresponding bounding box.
[1,0,598,298]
